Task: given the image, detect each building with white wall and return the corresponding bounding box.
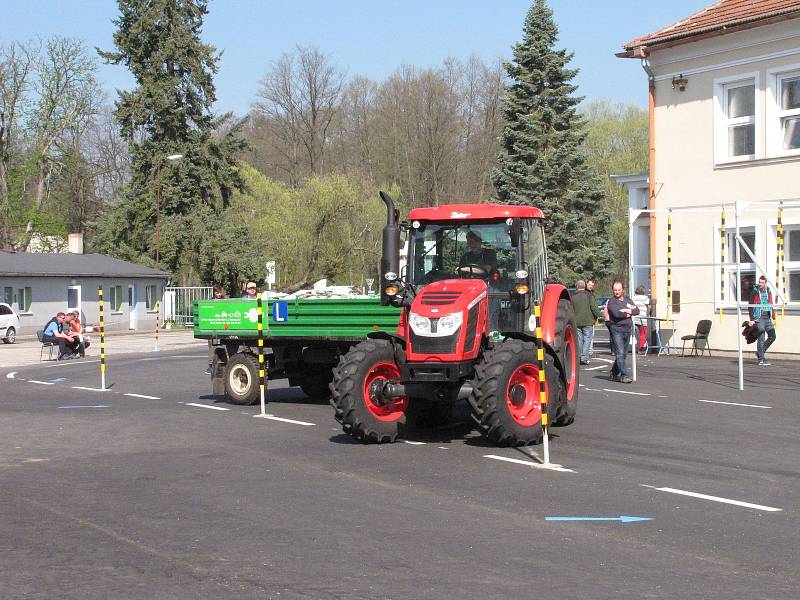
[618,0,800,355]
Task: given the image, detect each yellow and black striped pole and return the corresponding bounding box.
[777,202,785,322]
[98,286,106,390]
[534,303,549,464]
[257,295,267,416]
[155,298,160,352]
[720,208,726,323]
[666,210,673,327]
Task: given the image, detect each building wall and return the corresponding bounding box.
[648,21,800,354]
[0,276,167,336]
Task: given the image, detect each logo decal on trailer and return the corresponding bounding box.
[450,211,471,219]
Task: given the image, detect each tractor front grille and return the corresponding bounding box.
[409,327,461,355]
[419,291,462,306]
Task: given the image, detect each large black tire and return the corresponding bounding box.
[299,370,334,399]
[330,339,408,443]
[224,353,260,405]
[552,298,579,427]
[2,326,15,344]
[468,339,559,447]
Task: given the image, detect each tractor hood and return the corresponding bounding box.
[410,279,488,318]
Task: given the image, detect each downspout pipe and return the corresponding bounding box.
[641,55,658,308]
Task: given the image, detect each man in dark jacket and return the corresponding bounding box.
[606,281,639,383]
[749,276,776,366]
[572,280,601,365]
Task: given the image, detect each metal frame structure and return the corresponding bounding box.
[628,198,800,391]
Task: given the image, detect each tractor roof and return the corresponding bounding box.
[408,204,544,221]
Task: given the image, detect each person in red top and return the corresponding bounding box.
[748,276,776,366]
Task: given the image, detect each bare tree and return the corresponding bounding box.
[0,42,34,247]
[254,46,344,184]
[19,37,101,250]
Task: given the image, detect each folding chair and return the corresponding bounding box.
[37,330,57,361]
[681,320,712,357]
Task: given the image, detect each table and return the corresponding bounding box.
[639,317,679,355]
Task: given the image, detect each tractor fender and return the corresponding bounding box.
[367,331,406,349]
[539,284,570,347]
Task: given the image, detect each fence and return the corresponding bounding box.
[164,286,213,327]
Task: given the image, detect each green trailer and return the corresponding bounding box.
[193,297,401,404]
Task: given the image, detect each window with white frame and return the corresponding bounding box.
[783,226,800,301]
[17,287,32,313]
[720,226,757,304]
[146,285,159,311]
[724,80,756,158]
[778,73,800,152]
[109,285,123,312]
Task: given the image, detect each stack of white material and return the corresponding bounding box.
[261,279,374,300]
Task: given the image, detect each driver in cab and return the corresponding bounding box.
[459,230,497,276]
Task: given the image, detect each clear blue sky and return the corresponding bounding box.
[1,0,708,116]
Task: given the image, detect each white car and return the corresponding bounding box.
[0,302,21,344]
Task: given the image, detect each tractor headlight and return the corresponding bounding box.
[409,312,431,335]
[436,312,463,335]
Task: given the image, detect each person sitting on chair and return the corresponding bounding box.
[459,230,497,277]
[65,310,90,357]
[42,312,82,360]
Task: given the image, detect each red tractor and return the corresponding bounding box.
[330,192,579,446]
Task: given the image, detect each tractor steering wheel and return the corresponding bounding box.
[456,263,489,278]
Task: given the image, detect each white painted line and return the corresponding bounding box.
[658,395,668,398]
[42,359,100,368]
[698,399,771,409]
[484,454,575,473]
[584,365,606,371]
[584,387,604,392]
[6,372,16,379]
[72,386,108,392]
[642,485,781,512]
[123,393,161,400]
[253,413,315,426]
[186,402,229,411]
[601,388,651,396]
[404,440,426,445]
[29,380,55,386]
[594,357,614,363]
[438,446,449,450]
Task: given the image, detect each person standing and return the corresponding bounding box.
[206,285,226,375]
[606,281,639,383]
[572,280,601,365]
[632,285,650,354]
[242,281,258,299]
[749,275,776,366]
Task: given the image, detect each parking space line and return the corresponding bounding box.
[593,358,614,363]
[484,454,575,473]
[404,440,426,445]
[601,388,651,396]
[58,404,111,409]
[186,402,229,411]
[642,485,782,512]
[42,359,100,368]
[698,399,771,409]
[72,386,108,392]
[124,393,161,400]
[584,366,606,371]
[253,414,315,426]
[6,372,16,379]
[29,380,55,386]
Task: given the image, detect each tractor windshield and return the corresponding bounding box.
[408,222,518,287]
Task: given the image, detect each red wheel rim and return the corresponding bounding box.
[362,361,407,422]
[563,326,577,401]
[505,364,545,426]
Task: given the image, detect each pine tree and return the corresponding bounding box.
[96,0,245,283]
[492,0,614,282]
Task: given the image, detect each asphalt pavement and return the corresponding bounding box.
[0,345,798,599]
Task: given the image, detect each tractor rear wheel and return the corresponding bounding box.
[468,339,558,447]
[224,353,260,405]
[552,298,579,426]
[330,339,408,443]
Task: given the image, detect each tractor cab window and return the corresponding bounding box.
[523,220,548,302]
[409,222,518,286]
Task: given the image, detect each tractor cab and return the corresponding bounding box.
[404,204,548,337]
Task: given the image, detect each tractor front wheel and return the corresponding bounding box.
[468,339,558,447]
[330,340,408,443]
[552,298,579,426]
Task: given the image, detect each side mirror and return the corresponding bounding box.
[508,219,521,248]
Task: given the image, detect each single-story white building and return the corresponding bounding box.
[0,253,170,336]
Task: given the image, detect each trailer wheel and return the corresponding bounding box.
[552,298,579,426]
[224,353,260,405]
[468,339,558,447]
[330,339,408,443]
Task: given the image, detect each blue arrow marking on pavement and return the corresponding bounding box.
[545,516,653,523]
[58,405,111,409]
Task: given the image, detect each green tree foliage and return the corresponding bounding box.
[214,165,395,293]
[492,0,614,283]
[583,100,649,281]
[95,0,245,282]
